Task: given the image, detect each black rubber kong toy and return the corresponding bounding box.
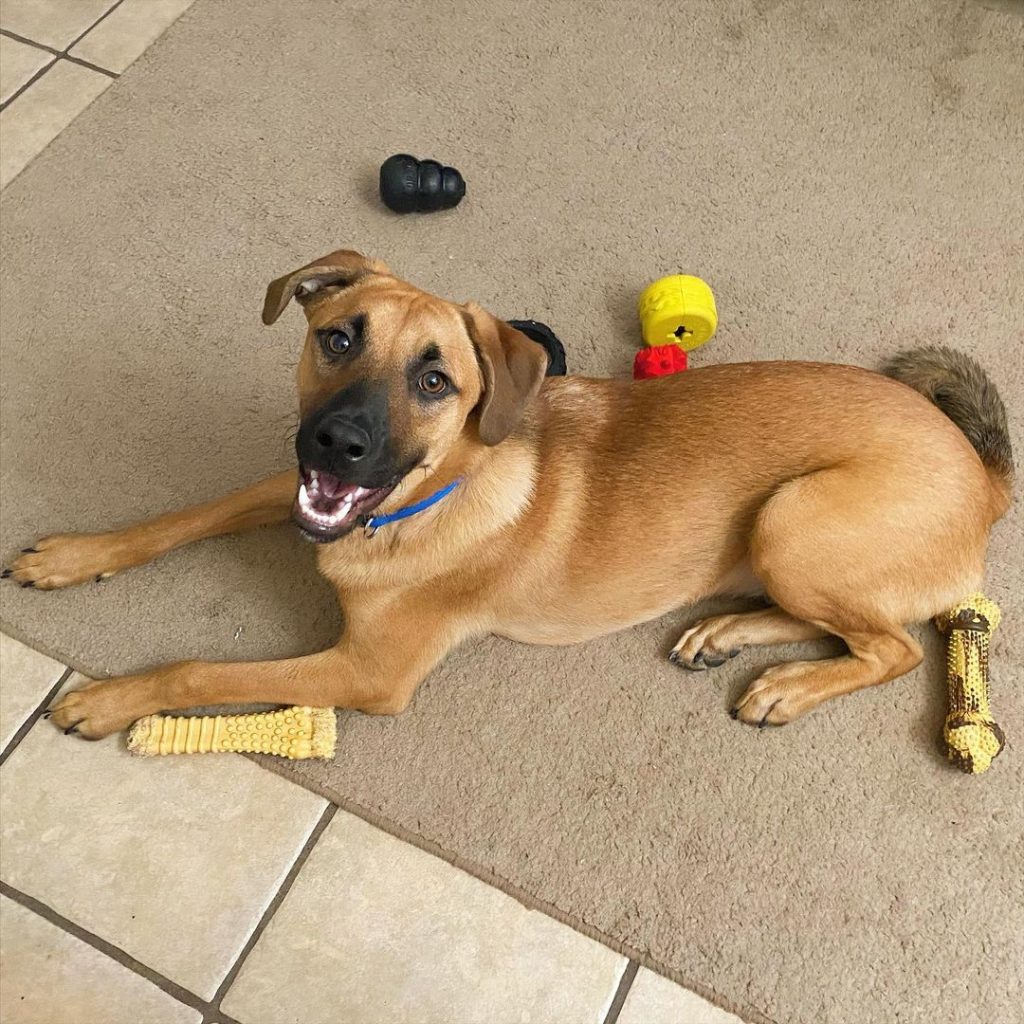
[379,154,465,213]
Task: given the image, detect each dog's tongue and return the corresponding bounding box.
[296,468,394,538]
[304,469,362,513]
[317,471,349,500]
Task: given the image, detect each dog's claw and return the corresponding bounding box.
[669,647,705,670]
[757,699,783,729]
[729,707,739,720]
[20,580,35,589]
[679,649,707,671]
[64,724,80,735]
[21,547,38,554]
[703,655,728,668]
[42,711,52,719]
[1,569,10,579]
[95,575,104,583]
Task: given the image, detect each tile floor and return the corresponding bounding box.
[0,635,744,1024]
[0,0,193,186]
[0,3,746,1021]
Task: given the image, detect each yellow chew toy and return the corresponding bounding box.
[127,706,336,760]
[637,274,718,351]
[934,594,1004,775]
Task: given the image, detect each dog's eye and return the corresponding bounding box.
[321,329,351,356]
[418,371,449,395]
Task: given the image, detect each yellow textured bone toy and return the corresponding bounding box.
[127,706,336,760]
[934,594,1004,775]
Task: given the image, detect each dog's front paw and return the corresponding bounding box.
[49,678,151,740]
[4,534,124,590]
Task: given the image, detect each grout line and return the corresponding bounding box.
[205,802,338,1019]
[63,53,120,79]
[0,28,62,57]
[0,52,57,113]
[0,667,73,768]
[602,960,640,1024]
[0,881,208,1016]
[65,0,130,53]
[203,1008,244,1024]
[1,0,127,61]
[0,0,126,112]
[0,55,116,118]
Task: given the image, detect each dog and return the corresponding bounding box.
[7,250,1012,741]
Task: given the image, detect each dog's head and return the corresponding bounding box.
[263,250,548,542]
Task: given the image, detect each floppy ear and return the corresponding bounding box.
[261,249,390,325]
[463,302,548,446]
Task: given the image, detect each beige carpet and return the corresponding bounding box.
[2,2,1023,1021]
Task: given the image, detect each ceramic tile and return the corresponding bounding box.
[0,60,111,187]
[70,0,195,73]
[0,633,64,750]
[0,35,54,103]
[223,810,626,1024]
[0,0,118,50]
[0,675,327,999]
[0,895,201,1024]
[618,968,745,1024]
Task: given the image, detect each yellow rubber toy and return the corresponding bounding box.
[637,274,718,351]
[934,594,1004,775]
[127,706,336,760]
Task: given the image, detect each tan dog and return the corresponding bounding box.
[7,251,1012,740]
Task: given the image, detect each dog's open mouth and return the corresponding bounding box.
[293,467,395,542]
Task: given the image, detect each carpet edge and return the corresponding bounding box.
[249,751,772,1024]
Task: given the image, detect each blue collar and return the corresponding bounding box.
[362,478,463,536]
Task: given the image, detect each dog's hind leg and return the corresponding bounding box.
[6,471,297,590]
[731,630,923,726]
[671,607,828,670]
[731,464,986,727]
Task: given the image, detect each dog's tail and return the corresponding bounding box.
[883,346,1014,515]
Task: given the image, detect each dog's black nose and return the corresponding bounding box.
[314,415,372,462]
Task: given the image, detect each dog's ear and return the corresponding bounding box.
[462,302,548,446]
[262,250,390,325]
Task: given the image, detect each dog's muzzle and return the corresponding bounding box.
[292,381,403,541]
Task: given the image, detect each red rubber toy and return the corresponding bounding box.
[633,344,688,380]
